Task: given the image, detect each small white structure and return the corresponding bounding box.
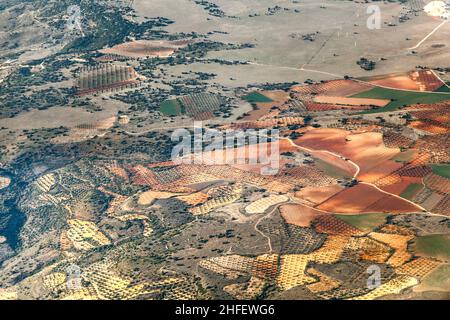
[424,1,450,19]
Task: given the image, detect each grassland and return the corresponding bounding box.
[400,183,423,200]
[335,213,389,232]
[315,158,352,179]
[390,150,415,163]
[431,164,450,179]
[160,99,183,116]
[242,92,273,103]
[353,87,450,114]
[414,234,450,261]
[435,84,450,93]
[415,264,450,292]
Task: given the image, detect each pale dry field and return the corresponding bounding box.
[134,0,450,86]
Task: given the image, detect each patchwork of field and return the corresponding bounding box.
[160,93,224,120]
[3,64,449,300]
[1,0,449,302]
[199,211,447,300]
[364,70,445,92]
[353,87,450,114]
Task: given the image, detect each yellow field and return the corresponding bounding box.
[177,192,209,206]
[369,232,413,267]
[189,185,242,215]
[138,190,177,205]
[36,173,56,192]
[350,275,418,300]
[306,268,341,293]
[66,219,111,251]
[245,194,288,214]
[277,254,315,290]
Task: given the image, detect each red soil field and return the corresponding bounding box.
[279,204,325,227]
[367,70,444,92]
[410,120,449,134]
[363,195,421,214]
[317,183,419,214]
[314,214,364,236]
[410,70,445,92]
[379,176,422,196]
[292,128,402,182]
[295,185,344,205]
[369,74,421,91]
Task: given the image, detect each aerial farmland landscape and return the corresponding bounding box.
[0,0,449,306]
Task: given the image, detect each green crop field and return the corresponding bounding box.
[435,84,450,93]
[335,213,389,232]
[352,87,450,114]
[160,99,183,116]
[431,164,450,179]
[400,183,423,200]
[414,234,450,261]
[314,158,353,179]
[242,91,273,103]
[418,264,450,292]
[390,150,416,163]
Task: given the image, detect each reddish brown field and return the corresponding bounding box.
[317,183,419,214]
[410,70,445,92]
[293,128,348,150]
[128,165,159,186]
[363,195,420,214]
[295,185,343,205]
[410,120,449,134]
[279,204,325,227]
[380,176,422,196]
[367,70,444,92]
[369,74,421,91]
[313,214,364,236]
[293,128,402,182]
